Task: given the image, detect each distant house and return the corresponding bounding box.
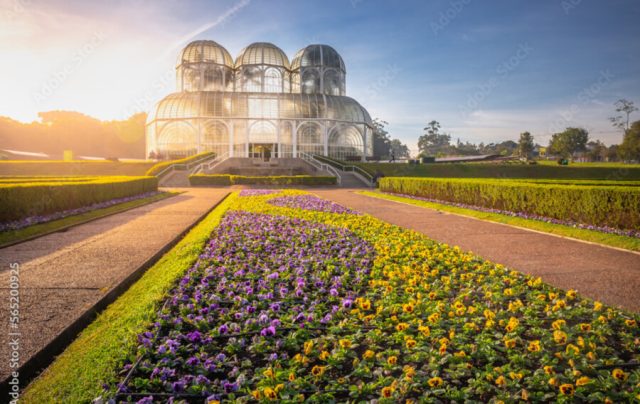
[533,145,547,158]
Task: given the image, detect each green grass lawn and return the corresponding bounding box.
[0,192,175,247]
[22,192,237,403]
[536,160,640,168]
[356,162,640,180]
[359,190,640,252]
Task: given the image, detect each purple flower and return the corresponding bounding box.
[218,324,229,334]
[260,326,277,337]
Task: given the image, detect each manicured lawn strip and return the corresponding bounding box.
[21,192,237,403]
[0,161,155,176]
[355,162,640,180]
[0,192,177,248]
[358,190,640,252]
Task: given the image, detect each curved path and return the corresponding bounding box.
[0,188,228,383]
[313,189,640,313]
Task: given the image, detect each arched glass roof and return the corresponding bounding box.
[291,44,346,72]
[148,92,371,125]
[235,42,290,69]
[177,40,234,68]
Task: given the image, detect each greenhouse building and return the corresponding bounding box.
[146,40,373,160]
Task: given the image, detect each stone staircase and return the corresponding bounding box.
[159,170,191,187]
[338,171,370,188]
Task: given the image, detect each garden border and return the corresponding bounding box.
[0,192,230,396]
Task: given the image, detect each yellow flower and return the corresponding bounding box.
[625,319,637,327]
[559,384,574,396]
[387,356,397,365]
[303,340,314,355]
[418,325,431,336]
[505,317,519,332]
[508,372,522,380]
[208,401,220,404]
[251,390,262,400]
[548,377,557,386]
[428,313,440,323]
[454,350,466,358]
[396,322,409,332]
[381,386,395,398]
[553,330,567,344]
[428,376,443,387]
[359,298,371,311]
[319,351,330,360]
[263,368,274,378]
[566,289,577,300]
[579,323,592,332]
[363,349,375,360]
[439,343,448,355]
[402,303,414,313]
[495,375,507,387]
[405,339,417,349]
[544,365,554,375]
[612,368,628,381]
[288,372,296,382]
[594,301,603,311]
[264,387,278,400]
[504,338,516,349]
[403,365,416,379]
[311,365,326,377]
[552,319,566,330]
[565,344,580,355]
[339,339,351,349]
[576,376,590,386]
[527,340,541,352]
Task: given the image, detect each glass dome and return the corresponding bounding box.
[291,44,346,72]
[177,40,234,68]
[235,42,290,69]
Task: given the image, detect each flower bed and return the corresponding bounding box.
[114,191,640,402]
[239,189,280,197]
[382,191,640,239]
[268,194,359,214]
[0,191,161,232]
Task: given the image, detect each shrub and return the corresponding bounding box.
[0,176,158,222]
[189,174,336,186]
[380,177,640,230]
[145,152,215,176]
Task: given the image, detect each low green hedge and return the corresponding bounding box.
[145,152,215,176]
[0,176,158,222]
[380,177,640,230]
[189,174,337,186]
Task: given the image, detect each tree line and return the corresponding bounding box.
[413,99,640,162]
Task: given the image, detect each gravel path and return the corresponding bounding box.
[313,189,640,313]
[0,188,228,382]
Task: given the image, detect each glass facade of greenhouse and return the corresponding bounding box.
[146,41,373,160]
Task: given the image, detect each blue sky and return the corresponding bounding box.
[2,0,639,153]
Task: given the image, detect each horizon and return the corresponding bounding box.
[2,0,639,154]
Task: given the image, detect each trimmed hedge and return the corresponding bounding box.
[0,176,158,222]
[145,152,215,176]
[357,162,640,180]
[0,161,154,176]
[189,174,337,186]
[380,177,640,230]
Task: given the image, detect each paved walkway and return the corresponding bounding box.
[0,188,228,381]
[313,189,640,313]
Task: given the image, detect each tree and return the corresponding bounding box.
[389,139,410,158]
[371,118,391,158]
[618,120,640,162]
[418,120,451,156]
[609,99,638,132]
[517,131,534,159]
[548,127,589,158]
[586,140,607,162]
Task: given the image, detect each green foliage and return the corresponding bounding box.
[390,139,410,158]
[21,193,237,403]
[372,118,391,158]
[189,174,337,186]
[0,176,158,221]
[517,131,534,158]
[418,120,451,156]
[355,162,640,180]
[618,120,640,162]
[379,177,640,230]
[548,127,589,158]
[145,152,215,176]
